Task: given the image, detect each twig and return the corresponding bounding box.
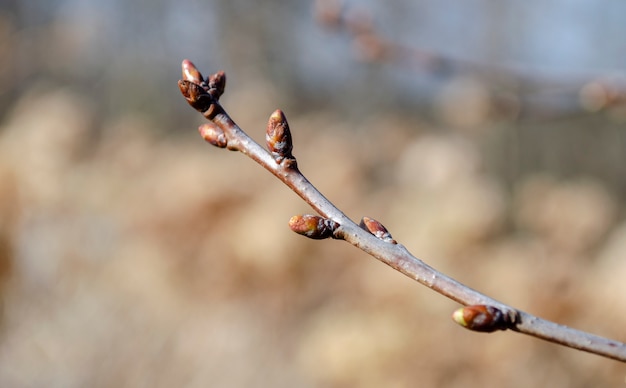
[314,0,626,119]
[178,59,626,362]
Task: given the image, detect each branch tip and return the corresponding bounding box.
[181,59,204,84]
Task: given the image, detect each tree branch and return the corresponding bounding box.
[313,0,626,119]
[178,59,626,363]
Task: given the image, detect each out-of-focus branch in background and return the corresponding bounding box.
[314,0,626,122]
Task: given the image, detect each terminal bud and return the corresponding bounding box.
[181,59,204,84]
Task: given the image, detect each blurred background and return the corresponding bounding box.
[0,0,625,386]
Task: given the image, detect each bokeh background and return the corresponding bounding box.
[0,0,625,386]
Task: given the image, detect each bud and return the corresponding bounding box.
[198,123,227,148]
[288,215,338,240]
[452,305,509,333]
[178,80,214,112]
[360,216,396,244]
[207,71,226,100]
[181,59,204,84]
[266,109,294,162]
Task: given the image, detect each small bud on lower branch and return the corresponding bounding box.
[198,123,227,148]
[266,109,294,163]
[289,215,339,240]
[452,305,509,333]
[360,216,397,244]
[182,59,204,84]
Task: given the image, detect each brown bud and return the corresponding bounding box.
[266,109,294,162]
[198,123,227,148]
[360,216,396,244]
[207,71,226,100]
[289,215,338,240]
[181,59,204,84]
[452,305,509,333]
[178,80,214,112]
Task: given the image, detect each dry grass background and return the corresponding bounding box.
[0,80,625,387]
